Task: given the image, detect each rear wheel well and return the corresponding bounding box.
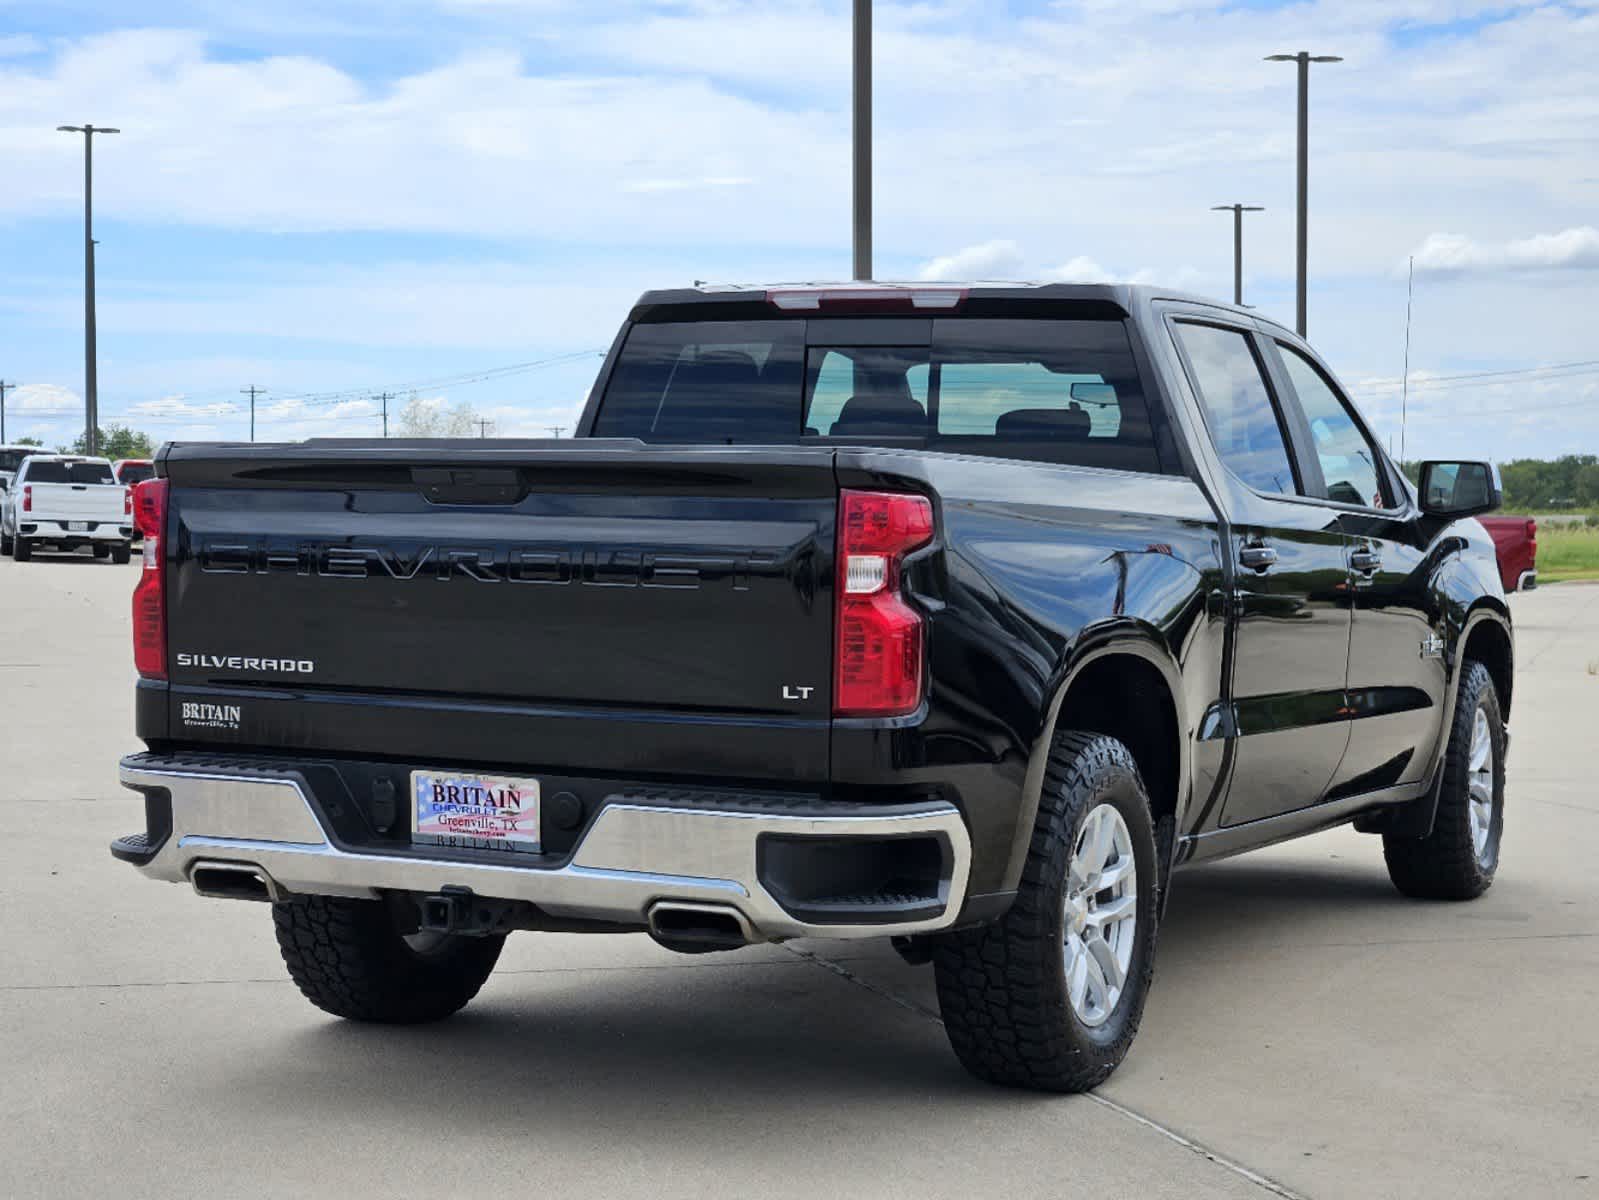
[1462,615,1513,720]
[1055,654,1180,831]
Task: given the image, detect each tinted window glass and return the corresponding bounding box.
[22,460,70,483]
[1176,323,1298,496]
[1277,345,1389,509]
[593,317,1162,472]
[118,462,155,484]
[0,450,30,474]
[69,462,115,484]
[591,321,807,444]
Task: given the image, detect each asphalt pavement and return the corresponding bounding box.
[3,552,1595,1199]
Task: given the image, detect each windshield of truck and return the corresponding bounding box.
[593,318,1162,473]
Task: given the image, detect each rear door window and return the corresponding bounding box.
[1174,322,1300,497]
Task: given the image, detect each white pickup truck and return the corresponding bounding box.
[0,454,133,563]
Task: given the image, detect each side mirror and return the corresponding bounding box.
[1418,460,1501,518]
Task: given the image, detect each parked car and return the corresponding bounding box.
[1479,515,1537,592]
[110,282,1512,1092]
[0,443,39,490]
[0,454,134,562]
[113,459,156,487]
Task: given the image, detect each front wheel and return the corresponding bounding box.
[273,895,505,1023]
[933,731,1161,1092]
[13,537,31,562]
[110,542,131,565]
[92,543,110,560]
[1384,660,1505,900]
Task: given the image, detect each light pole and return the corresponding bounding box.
[1264,52,1340,337]
[57,123,120,456]
[1211,204,1265,306]
[852,0,871,280]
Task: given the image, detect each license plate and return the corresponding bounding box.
[67,521,88,532]
[411,770,541,853]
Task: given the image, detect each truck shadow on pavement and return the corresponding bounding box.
[208,854,1432,1127]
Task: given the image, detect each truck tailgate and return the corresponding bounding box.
[159,442,837,781]
[27,482,126,521]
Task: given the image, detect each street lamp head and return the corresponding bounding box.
[57,124,121,134]
[1309,56,1344,63]
[1264,54,1299,62]
[57,125,83,132]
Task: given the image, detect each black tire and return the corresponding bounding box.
[93,543,110,560]
[0,526,11,556]
[932,731,1161,1092]
[272,895,505,1023]
[110,542,131,565]
[13,537,31,562]
[1384,660,1505,900]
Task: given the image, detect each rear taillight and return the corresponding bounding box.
[834,490,934,717]
[124,487,134,517]
[21,485,31,513]
[131,478,168,680]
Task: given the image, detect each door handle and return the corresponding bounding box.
[1238,541,1278,571]
[1350,549,1382,574]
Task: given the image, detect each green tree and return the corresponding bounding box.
[70,424,156,459]
[16,436,42,447]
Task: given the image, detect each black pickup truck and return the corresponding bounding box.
[112,282,1512,1092]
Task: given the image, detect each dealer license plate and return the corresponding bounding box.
[67,521,88,532]
[411,770,541,854]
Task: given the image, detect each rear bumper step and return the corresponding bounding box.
[113,755,971,941]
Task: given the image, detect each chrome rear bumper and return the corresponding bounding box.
[115,756,971,941]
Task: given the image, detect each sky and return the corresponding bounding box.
[1,0,1596,460]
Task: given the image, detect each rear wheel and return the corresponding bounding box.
[1384,660,1505,900]
[932,731,1160,1092]
[273,894,505,1023]
[110,542,131,565]
[92,543,110,560]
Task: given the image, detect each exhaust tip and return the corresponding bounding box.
[190,862,275,903]
[647,902,753,954]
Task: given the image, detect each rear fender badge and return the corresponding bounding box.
[782,685,815,701]
[1420,634,1445,659]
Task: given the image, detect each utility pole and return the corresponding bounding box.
[57,123,121,456]
[1264,52,1341,337]
[546,426,565,438]
[240,385,265,443]
[852,0,872,280]
[1210,204,1265,306]
[375,392,395,438]
[0,380,15,444]
[476,419,492,438]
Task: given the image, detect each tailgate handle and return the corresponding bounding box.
[412,467,525,505]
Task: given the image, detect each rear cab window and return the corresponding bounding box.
[591,316,1167,474]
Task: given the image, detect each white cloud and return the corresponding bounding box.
[917,240,1026,280]
[1410,227,1599,275]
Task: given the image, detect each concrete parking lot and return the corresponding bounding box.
[3,553,1595,1199]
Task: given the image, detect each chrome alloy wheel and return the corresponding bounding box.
[1468,706,1496,863]
[1063,803,1138,1028]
